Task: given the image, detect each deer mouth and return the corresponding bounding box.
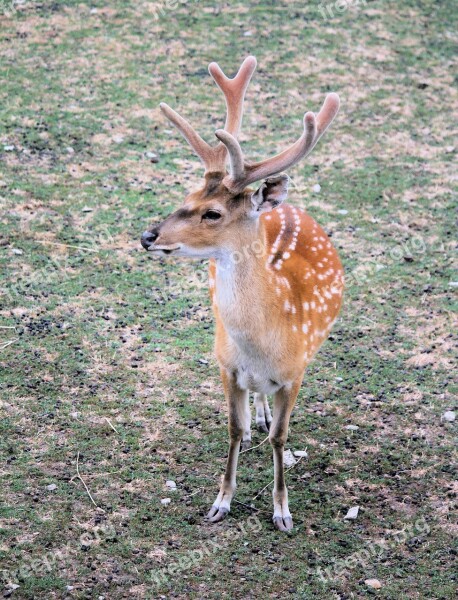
[149,245,181,255]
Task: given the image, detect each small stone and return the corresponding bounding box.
[344,506,360,520]
[445,146,455,153]
[345,425,359,431]
[66,146,74,154]
[66,586,74,591]
[161,498,171,506]
[449,281,458,288]
[243,30,253,36]
[154,347,162,352]
[338,209,348,215]
[198,358,209,365]
[90,7,98,14]
[112,134,124,144]
[335,376,343,382]
[166,480,177,491]
[283,449,296,467]
[293,450,308,458]
[312,183,321,193]
[146,151,159,162]
[81,206,93,212]
[364,579,382,589]
[3,145,15,151]
[12,248,23,255]
[442,411,455,422]
[47,483,57,491]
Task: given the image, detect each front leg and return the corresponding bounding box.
[269,377,302,532]
[207,369,248,523]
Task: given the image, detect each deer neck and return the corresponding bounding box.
[214,221,270,335]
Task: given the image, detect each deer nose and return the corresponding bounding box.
[141,229,158,250]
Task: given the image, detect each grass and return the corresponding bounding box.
[0,1,457,598]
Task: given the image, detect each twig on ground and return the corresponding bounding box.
[72,452,105,512]
[35,240,98,252]
[251,456,304,501]
[232,500,271,515]
[0,338,19,351]
[240,435,269,454]
[104,417,119,434]
[181,488,203,500]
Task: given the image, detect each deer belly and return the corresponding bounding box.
[217,319,294,393]
[231,347,287,394]
[236,366,282,394]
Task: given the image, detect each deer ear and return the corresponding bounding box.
[250,174,289,214]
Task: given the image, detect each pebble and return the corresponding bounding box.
[312,183,321,193]
[198,358,209,365]
[12,248,23,255]
[3,145,15,151]
[81,206,93,212]
[47,483,57,491]
[344,506,360,520]
[166,480,177,491]
[335,376,343,382]
[345,425,359,431]
[442,411,455,422]
[293,450,308,458]
[66,586,74,591]
[283,449,296,467]
[364,579,382,589]
[449,281,458,288]
[112,134,124,144]
[338,209,348,215]
[146,151,159,162]
[161,498,171,506]
[243,30,253,37]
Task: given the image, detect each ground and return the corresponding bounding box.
[0,1,457,599]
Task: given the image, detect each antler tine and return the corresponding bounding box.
[215,129,245,181]
[217,93,340,193]
[159,102,224,171]
[209,56,257,138]
[160,57,257,174]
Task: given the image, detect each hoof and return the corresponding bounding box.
[206,506,229,523]
[273,516,293,532]
[256,420,271,434]
[241,439,251,451]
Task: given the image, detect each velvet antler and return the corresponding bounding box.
[215,93,340,193]
[160,56,257,173]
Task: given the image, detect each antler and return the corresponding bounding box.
[160,56,257,173]
[215,93,340,193]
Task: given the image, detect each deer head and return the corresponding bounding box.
[141,56,340,259]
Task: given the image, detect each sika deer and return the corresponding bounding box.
[141,57,344,531]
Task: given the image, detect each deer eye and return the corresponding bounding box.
[202,210,222,221]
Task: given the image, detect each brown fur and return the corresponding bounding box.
[142,56,342,531]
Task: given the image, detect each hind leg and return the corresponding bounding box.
[254,393,272,433]
[241,392,252,451]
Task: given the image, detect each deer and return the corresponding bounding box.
[141,56,344,531]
